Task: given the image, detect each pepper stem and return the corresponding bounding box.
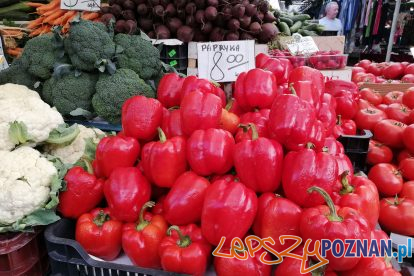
[225,98,234,111]
[289,83,297,96]
[158,128,167,143]
[83,158,94,175]
[339,171,354,195]
[136,201,155,231]
[238,124,249,133]
[248,123,259,140]
[336,115,342,126]
[93,210,109,227]
[167,226,192,248]
[308,186,343,222]
[306,142,315,149]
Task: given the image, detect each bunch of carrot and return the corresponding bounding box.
[26,0,101,37]
[0,27,28,58]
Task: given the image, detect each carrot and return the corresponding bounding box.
[62,12,78,26]
[37,0,60,14]
[42,7,61,17]
[53,10,76,25]
[27,17,44,29]
[1,29,24,36]
[26,2,44,8]
[6,48,23,57]
[43,9,66,24]
[81,12,99,20]
[29,25,50,37]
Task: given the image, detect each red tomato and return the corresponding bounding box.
[403,124,414,153]
[398,149,414,163]
[357,59,371,70]
[358,99,373,109]
[405,64,414,75]
[385,103,411,124]
[379,197,414,236]
[353,73,376,84]
[401,62,410,70]
[402,87,414,109]
[399,181,414,200]
[359,88,383,106]
[399,158,414,181]
[383,91,404,105]
[354,107,387,131]
[375,76,387,83]
[410,111,414,124]
[368,163,403,196]
[352,66,366,78]
[383,63,405,80]
[367,63,383,76]
[402,74,414,83]
[367,140,393,165]
[373,119,407,148]
[376,104,388,112]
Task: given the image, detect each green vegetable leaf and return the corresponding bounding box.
[74,70,82,77]
[53,63,73,79]
[83,138,98,161]
[139,30,152,42]
[34,81,41,89]
[69,108,94,119]
[46,123,80,144]
[8,121,33,146]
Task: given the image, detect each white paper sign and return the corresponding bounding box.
[411,47,414,57]
[61,0,100,11]
[0,38,9,71]
[197,40,255,82]
[287,34,319,56]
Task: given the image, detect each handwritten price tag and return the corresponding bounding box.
[61,0,100,11]
[197,40,255,82]
[286,34,319,56]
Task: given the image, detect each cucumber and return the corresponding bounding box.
[279,16,294,26]
[0,11,32,21]
[0,2,32,14]
[298,29,318,36]
[291,14,311,22]
[277,22,291,36]
[289,21,302,33]
[316,25,325,33]
[0,0,19,8]
[302,23,320,31]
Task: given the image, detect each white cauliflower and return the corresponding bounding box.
[45,125,105,164]
[0,83,67,151]
[0,147,57,225]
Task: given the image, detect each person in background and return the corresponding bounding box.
[319,1,343,35]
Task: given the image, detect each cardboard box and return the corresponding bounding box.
[320,67,352,81]
[359,83,414,95]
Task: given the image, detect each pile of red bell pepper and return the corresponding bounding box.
[57,53,402,275]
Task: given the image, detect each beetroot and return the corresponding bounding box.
[201,21,213,34]
[125,20,137,34]
[252,11,264,22]
[249,21,261,34]
[239,15,251,28]
[207,0,218,7]
[174,0,186,8]
[122,10,135,20]
[153,5,164,17]
[195,10,205,24]
[122,0,135,10]
[177,25,194,42]
[214,14,226,28]
[115,19,126,33]
[165,3,176,16]
[259,23,279,43]
[245,4,257,16]
[136,3,148,15]
[193,30,206,41]
[186,15,196,27]
[232,4,245,18]
[226,31,239,40]
[150,0,160,5]
[222,6,232,20]
[227,18,240,31]
[258,0,269,13]
[177,9,186,20]
[100,13,115,25]
[209,27,225,41]
[205,6,217,21]
[138,17,153,31]
[156,25,171,39]
[100,6,110,13]
[111,4,122,18]
[194,0,205,9]
[185,2,196,14]
[148,31,156,38]
[161,0,170,6]
[264,11,276,23]
[167,17,183,33]
[240,32,254,40]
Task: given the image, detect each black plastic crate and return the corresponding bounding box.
[338,129,373,153]
[159,44,188,74]
[44,219,184,276]
[344,151,369,173]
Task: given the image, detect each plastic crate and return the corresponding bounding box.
[308,54,348,70]
[0,229,49,276]
[338,130,373,173]
[44,219,185,276]
[159,44,188,75]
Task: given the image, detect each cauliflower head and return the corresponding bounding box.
[45,125,105,164]
[0,147,57,225]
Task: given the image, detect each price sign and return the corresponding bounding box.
[61,0,100,11]
[286,34,319,56]
[0,37,8,71]
[197,40,255,82]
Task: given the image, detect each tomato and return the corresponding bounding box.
[401,62,410,70]
[353,73,376,84]
[399,181,414,200]
[367,63,383,76]
[383,63,405,80]
[385,103,411,124]
[375,77,387,83]
[359,88,382,106]
[373,119,407,148]
[367,140,393,165]
[354,108,387,131]
[358,99,373,109]
[352,66,366,78]
[405,64,414,75]
[379,197,414,236]
[383,91,404,105]
[398,149,414,163]
[399,158,414,181]
[402,74,414,83]
[368,163,403,196]
[410,111,414,124]
[357,59,371,70]
[402,87,414,109]
[403,124,414,153]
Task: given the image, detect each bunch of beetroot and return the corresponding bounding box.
[100,0,279,42]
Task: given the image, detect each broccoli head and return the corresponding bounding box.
[92,68,155,124]
[0,58,41,91]
[114,33,162,80]
[65,19,116,72]
[43,72,98,116]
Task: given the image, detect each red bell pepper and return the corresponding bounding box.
[234,68,278,111]
[318,94,337,136]
[323,136,345,155]
[161,108,184,139]
[225,98,244,116]
[122,95,164,141]
[332,173,380,229]
[333,116,357,138]
[335,153,354,180]
[75,208,123,261]
[180,90,223,136]
[308,120,327,151]
[252,193,302,253]
[334,91,358,120]
[278,58,293,84]
[290,81,321,110]
[104,167,151,222]
[157,73,185,108]
[141,128,187,188]
[164,171,210,225]
[300,187,371,271]
[268,93,317,151]
[58,166,104,219]
[289,66,325,102]
[325,79,358,98]
[214,245,272,276]
[282,146,339,207]
[210,174,238,183]
[341,257,401,276]
[122,201,168,268]
[180,75,226,106]
[187,128,235,176]
[95,136,140,178]
[255,53,285,80]
[233,124,283,193]
[153,195,165,215]
[159,224,211,275]
[201,179,258,246]
[235,109,270,142]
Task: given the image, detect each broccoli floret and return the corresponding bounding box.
[19,34,60,80]
[114,33,162,80]
[0,58,41,91]
[92,68,155,124]
[41,77,56,105]
[65,19,116,72]
[43,72,98,116]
